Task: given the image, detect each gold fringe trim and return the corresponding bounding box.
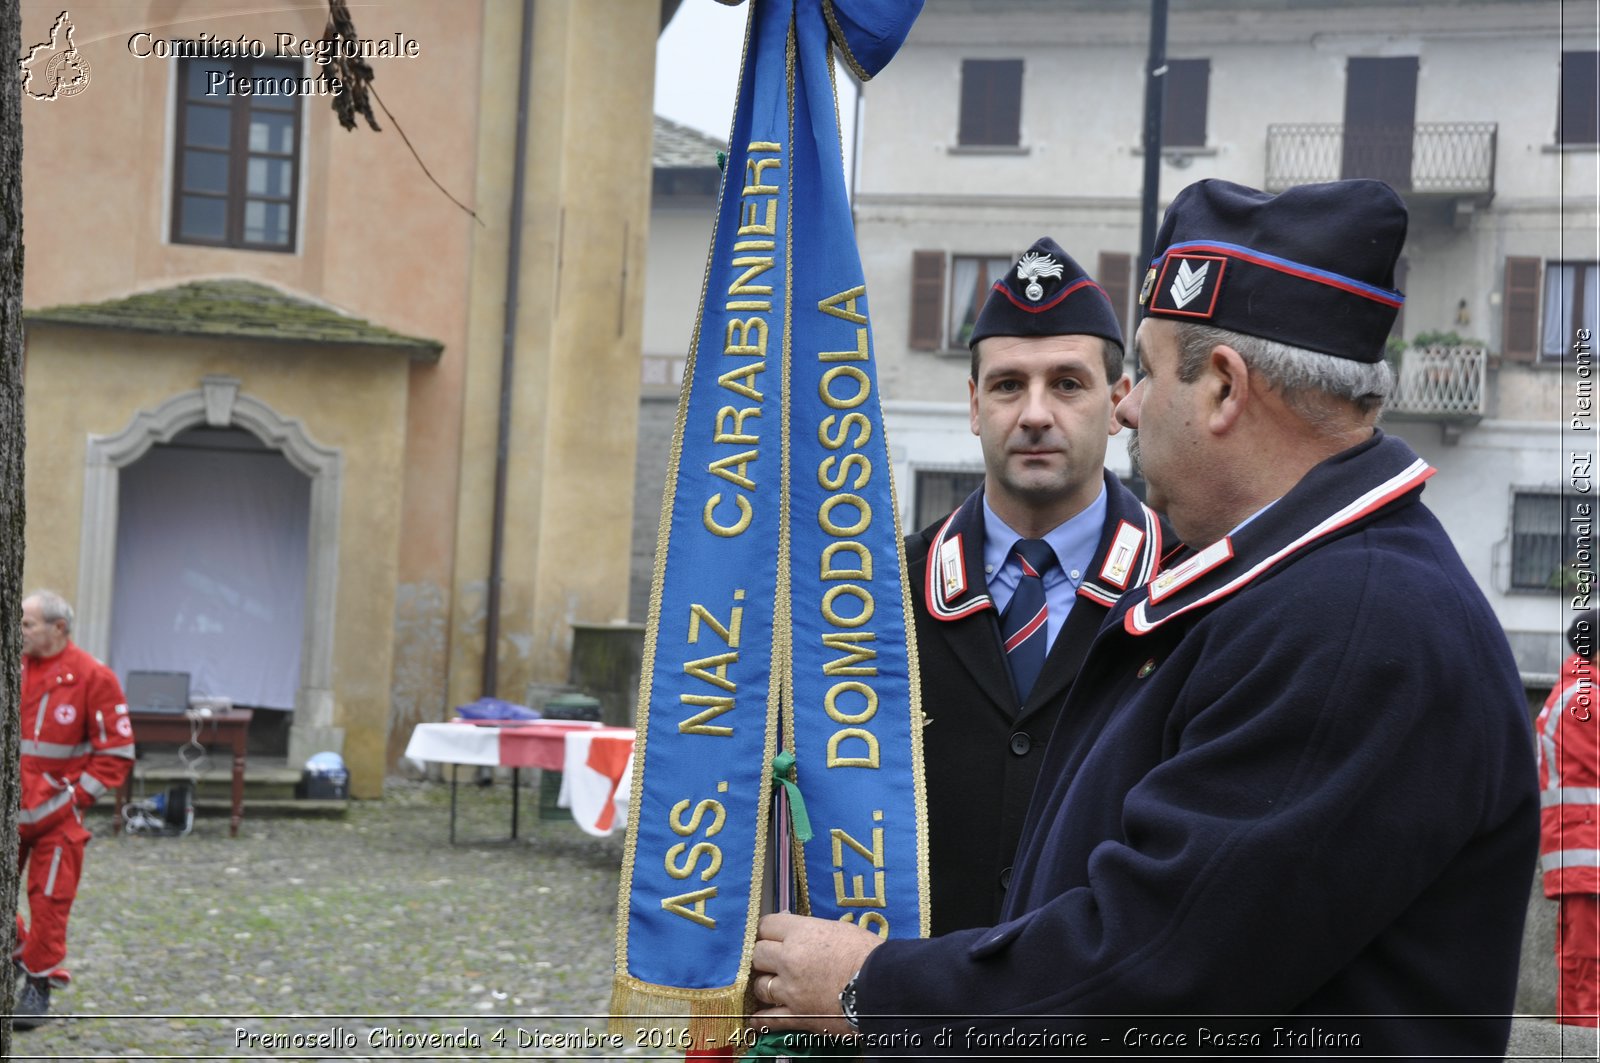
[609,976,750,1054]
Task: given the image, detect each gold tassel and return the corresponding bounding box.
[610,976,751,1053]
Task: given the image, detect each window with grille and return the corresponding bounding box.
[958,59,1023,147]
[172,57,302,251]
[1511,491,1588,593]
[913,470,985,531]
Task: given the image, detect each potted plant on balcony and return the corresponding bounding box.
[1385,334,1407,374]
[1387,331,1490,415]
[1401,330,1486,383]
[1410,329,1483,350]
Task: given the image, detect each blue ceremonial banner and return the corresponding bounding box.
[612,0,925,1049]
[784,4,927,941]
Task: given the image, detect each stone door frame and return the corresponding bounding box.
[75,375,343,762]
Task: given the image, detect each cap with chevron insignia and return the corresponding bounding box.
[1140,179,1408,364]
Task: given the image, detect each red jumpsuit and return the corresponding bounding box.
[16,642,135,980]
[1536,652,1600,1027]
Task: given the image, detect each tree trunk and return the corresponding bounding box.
[0,0,25,1050]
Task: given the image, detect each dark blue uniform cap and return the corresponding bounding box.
[1139,179,1408,364]
[967,237,1124,352]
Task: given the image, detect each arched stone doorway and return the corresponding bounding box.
[75,375,344,764]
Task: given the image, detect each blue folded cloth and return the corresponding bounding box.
[454,697,541,721]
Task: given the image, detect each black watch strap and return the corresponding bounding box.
[839,969,863,1031]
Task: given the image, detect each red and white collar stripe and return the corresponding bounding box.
[928,496,1165,621]
[1125,459,1433,635]
[1079,503,1163,607]
[925,510,993,621]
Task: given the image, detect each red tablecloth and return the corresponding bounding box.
[497,720,613,770]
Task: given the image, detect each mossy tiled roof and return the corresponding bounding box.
[653,114,726,170]
[26,279,443,360]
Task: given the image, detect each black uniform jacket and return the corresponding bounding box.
[907,470,1169,934]
[865,432,1540,1058]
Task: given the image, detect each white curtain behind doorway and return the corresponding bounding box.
[109,427,310,709]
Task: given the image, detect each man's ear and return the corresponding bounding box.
[968,377,981,437]
[1206,343,1250,434]
[1106,374,1132,435]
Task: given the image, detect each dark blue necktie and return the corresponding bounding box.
[1000,539,1056,703]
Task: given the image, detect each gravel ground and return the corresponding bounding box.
[9,778,1590,1062]
[9,777,664,1062]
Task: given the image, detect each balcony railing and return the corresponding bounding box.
[1265,122,1497,196]
[1387,345,1488,421]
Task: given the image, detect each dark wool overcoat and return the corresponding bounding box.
[866,432,1540,1059]
[907,470,1167,934]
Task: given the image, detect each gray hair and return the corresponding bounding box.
[26,589,74,633]
[1173,323,1392,424]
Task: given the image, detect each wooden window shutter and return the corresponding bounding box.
[1390,256,1409,339]
[1559,51,1600,145]
[1097,251,1133,344]
[909,251,947,351]
[1502,256,1541,362]
[959,59,1023,147]
[1161,59,1210,148]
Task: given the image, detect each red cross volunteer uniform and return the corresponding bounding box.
[1536,622,1600,1027]
[17,641,135,981]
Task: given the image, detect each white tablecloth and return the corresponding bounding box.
[404,721,633,836]
[404,719,604,770]
[403,721,504,767]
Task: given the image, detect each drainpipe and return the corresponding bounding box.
[483,0,535,699]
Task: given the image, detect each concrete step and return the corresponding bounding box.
[195,796,349,818]
[125,760,346,817]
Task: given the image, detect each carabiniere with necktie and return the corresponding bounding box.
[999,538,1057,704]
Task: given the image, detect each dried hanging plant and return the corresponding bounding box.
[323,0,380,132]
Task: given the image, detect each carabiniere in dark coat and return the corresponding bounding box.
[906,468,1168,935]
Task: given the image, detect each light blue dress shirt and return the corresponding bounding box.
[983,483,1107,653]
[1228,498,1278,537]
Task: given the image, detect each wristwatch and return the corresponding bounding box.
[839,969,862,1032]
